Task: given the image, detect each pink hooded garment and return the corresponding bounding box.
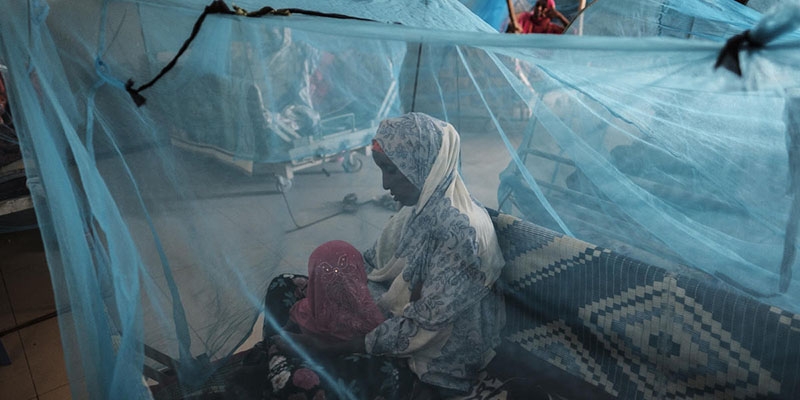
[517,0,564,34]
[289,240,386,343]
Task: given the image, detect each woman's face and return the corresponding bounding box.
[372,150,421,207]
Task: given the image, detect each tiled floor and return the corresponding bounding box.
[0,228,71,400]
[0,127,518,399]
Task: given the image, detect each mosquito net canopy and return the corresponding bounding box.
[1,0,799,398]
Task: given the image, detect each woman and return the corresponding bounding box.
[512,0,570,34]
[256,112,506,399]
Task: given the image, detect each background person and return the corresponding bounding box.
[510,0,570,34]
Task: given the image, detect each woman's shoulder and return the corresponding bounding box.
[428,202,496,244]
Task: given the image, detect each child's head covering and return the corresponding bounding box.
[289,240,385,342]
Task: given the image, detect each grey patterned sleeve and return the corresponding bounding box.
[365,316,418,355]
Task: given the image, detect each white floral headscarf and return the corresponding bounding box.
[365,113,505,391]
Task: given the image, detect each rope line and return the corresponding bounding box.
[125,0,393,106]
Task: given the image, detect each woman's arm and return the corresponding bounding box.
[365,315,450,357]
[367,238,497,357]
[548,7,570,26]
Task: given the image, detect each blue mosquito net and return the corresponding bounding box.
[1,0,799,398]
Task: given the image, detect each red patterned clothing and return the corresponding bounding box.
[516,11,564,34]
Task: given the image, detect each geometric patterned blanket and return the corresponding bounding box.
[149,211,800,400]
[491,212,800,399]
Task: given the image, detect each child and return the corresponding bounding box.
[253,241,387,399]
[288,240,385,343]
